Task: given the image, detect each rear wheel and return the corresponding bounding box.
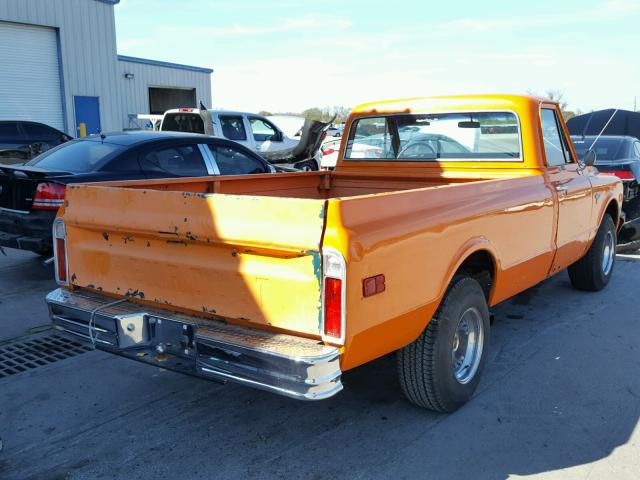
[568,214,616,291]
[397,276,490,412]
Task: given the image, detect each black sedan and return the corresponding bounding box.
[0,131,277,255]
[0,120,72,164]
[572,135,640,245]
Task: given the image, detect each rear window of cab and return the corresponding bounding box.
[344,111,521,161]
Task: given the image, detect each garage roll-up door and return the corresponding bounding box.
[0,21,64,131]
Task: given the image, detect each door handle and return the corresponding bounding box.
[555,185,568,191]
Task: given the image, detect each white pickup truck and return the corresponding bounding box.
[160,108,326,170]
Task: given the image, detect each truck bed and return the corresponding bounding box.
[61,168,542,346]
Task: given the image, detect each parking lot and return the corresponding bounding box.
[0,248,638,480]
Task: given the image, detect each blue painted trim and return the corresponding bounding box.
[94,0,120,5]
[55,28,69,134]
[117,55,213,74]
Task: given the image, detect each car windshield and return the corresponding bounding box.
[572,137,629,162]
[26,139,123,173]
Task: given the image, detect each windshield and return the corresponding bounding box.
[345,111,520,161]
[571,137,629,162]
[26,139,123,173]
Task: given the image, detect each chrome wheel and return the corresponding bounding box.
[602,230,615,275]
[452,307,485,384]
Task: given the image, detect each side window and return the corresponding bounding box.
[540,109,568,166]
[22,123,61,142]
[249,117,278,142]
[104,152,142,172]
[139,144,208,177]
[208,145,267,175]
[634,142,640,159]
[345,117,395,160]
[219,116,247,141]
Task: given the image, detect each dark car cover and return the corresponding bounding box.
[567,109,640,140]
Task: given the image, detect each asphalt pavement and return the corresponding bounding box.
[0,247,639,480]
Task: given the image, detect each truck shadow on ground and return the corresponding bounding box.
[1,259,639,480]
[0,251,54,285]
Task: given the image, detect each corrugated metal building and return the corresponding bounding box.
[0,0,212,136]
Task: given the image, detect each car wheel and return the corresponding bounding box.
[397,275,490,412]
[295,160,318,172]
[568,214,616,291]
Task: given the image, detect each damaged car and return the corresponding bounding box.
[160,108,331,171]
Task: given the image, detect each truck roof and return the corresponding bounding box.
[352,94,555,114]
[164,108,266,117]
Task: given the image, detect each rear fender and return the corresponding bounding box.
[439,237,501,306]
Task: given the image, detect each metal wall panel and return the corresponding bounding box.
[119,58,213,127]
[0,21,64,130]
[0,0,122,135]
[0,0,213,134]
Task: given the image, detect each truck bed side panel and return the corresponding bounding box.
[323,175,556,370]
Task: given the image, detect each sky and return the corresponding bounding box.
[114,0,640,114]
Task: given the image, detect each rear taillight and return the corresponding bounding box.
[323,148,335,156]
[52,218,68,285]
[33,182,66,210]
[322,248,346,344]
[324,278,342,337]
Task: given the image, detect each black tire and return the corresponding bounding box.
[397,276,490,412]
[295,160,318,171]
[568,214,616,291]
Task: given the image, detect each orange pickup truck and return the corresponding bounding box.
[46,95,622,412]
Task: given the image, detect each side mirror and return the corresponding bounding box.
[584,149,596,167]
[273,131,284,142]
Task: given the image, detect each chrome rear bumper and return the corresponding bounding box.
[46,288,342,400]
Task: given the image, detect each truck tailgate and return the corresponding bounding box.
[62,184,326,336]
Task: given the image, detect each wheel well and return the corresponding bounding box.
[605,200,620,227]
[457,250,495,301]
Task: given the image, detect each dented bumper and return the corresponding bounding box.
[46,288,343,400]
